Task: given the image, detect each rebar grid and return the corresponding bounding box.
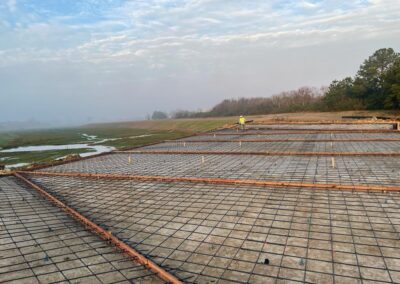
[170,138,400,142]
[134,139,400,154]
[0,176,164,284]
[18,170,400,193]
[4,122,400,284]
[245,123,395,130]
[197,130,399,135]
[250,122,397,125]
[15,173,183,284]
[181,132,400,142]
[37,153,400,187]
[23,175,400,284]
[119,150,400,157]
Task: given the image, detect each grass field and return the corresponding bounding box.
[0,117,235,168]
[0,149,94,166]
[86,117,236,132]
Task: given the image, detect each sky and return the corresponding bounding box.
[1,0,400,125]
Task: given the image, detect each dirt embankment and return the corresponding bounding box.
[250,110,399,123]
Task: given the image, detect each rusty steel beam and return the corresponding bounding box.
[166,138,400,143]
[18,171,400,193]
[13,172,183,284]
[116,150,400,157]
[197,130,399,135]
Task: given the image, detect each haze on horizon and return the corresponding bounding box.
[1,0,400,125]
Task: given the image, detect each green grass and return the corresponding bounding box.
[0,117,233,168]
[100,131,191,149]
[0,148,94,167]
[0,128,158,149]
[0,129,83,149]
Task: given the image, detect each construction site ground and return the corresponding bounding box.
[1,121,400,283]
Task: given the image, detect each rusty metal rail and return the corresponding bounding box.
[167,138,400,143]
[116,150,400,157]
[17,171,400,193]
[13,172,183,284]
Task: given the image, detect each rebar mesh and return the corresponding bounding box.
[246,123,395,130]
[39,153,400,187]
[8,122,400,283]
[0,176,163,284]
[140,141,400,153]
[25,175,400,284]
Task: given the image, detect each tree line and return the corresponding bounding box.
[149,48,399,119]
[200,87,325,117]
[153,86,325,119]
[323,48,400,110]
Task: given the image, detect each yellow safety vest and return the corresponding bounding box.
[239,117,245,125]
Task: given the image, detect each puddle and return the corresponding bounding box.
[79,145,115,157]
[82,133,98,140]
[129,134,153,139]
[5,163,30,169]
[92,134,153,144]
[1,144,115,169]
[0,134,151,169]
[93,138,121,144]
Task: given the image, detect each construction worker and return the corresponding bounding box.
[239,115,246,131]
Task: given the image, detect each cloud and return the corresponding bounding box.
[0,0,399,123]
[298,1,319,9]
[7,0,17,12]
[0,0,398,65]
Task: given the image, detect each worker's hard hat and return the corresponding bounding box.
[240,115,243,117]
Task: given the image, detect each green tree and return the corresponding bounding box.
[356,48,399,109]
[383,58,400,108]
[323,77,364,110]
[151,111,168,120]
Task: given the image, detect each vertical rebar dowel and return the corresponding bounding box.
[331,157,335,168]
[201,156,205,164]
[128,156,132,164]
